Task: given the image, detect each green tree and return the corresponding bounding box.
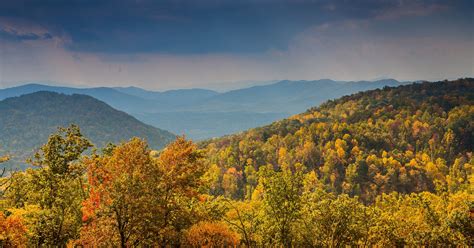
[5,125,92,246]
[259,163,304,247]
[297,191,369,247]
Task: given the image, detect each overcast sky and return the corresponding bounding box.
[0,0,472,90]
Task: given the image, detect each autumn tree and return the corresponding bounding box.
[221,199,262,247]
[81,137,207,247]
[0,155,9,195]
[3,125,92,246]
[259,163,304,247]
[183,221,239,247]
[0,212,27,247]
[368,191,473,246]
[154,136,207,245]
[81,138,156,247]
[297,191,369,247]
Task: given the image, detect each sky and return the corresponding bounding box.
[0,0,473,90]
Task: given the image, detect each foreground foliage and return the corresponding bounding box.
[0,79,473,246]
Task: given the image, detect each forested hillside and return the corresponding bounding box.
[201,79,473,202]
[0,79,472,246]
[0,92,175,165]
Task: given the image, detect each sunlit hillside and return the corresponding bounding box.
[1,79,472,246]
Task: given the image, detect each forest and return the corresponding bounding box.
[0,79,472,247]
[0,91,175,166]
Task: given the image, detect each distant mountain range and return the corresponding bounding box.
[174,79,403,113]
[0,79,406,139]
[0,91,175,167]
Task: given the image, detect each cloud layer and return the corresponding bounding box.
[0,0,472,89]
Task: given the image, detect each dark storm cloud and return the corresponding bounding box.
[0,0,472,89]
[2,0,469,54]
[0,30,53,41]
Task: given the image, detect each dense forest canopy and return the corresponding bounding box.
[201,79,473,202]
[0,79,472,246]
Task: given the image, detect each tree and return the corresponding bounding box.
[0,156,9,195]
[81,137,207,247]
[81,138,157,247]
[297,191,369,247]
[5,125,92,246]
[259,164,304,247]
[153,136,207,245]
[183,221,239,247]
[0,212,27,247]
[368,192,472,246]
[222,199,262,247]
[222,167,242,199]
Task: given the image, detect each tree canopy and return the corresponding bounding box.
[0,79,472,246]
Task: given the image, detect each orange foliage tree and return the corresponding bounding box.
[80,138,157,247]
[184,221,239,247]
[0,213,27,247]
[80,137,207,247]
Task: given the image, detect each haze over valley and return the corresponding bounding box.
[1,78,405,140]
